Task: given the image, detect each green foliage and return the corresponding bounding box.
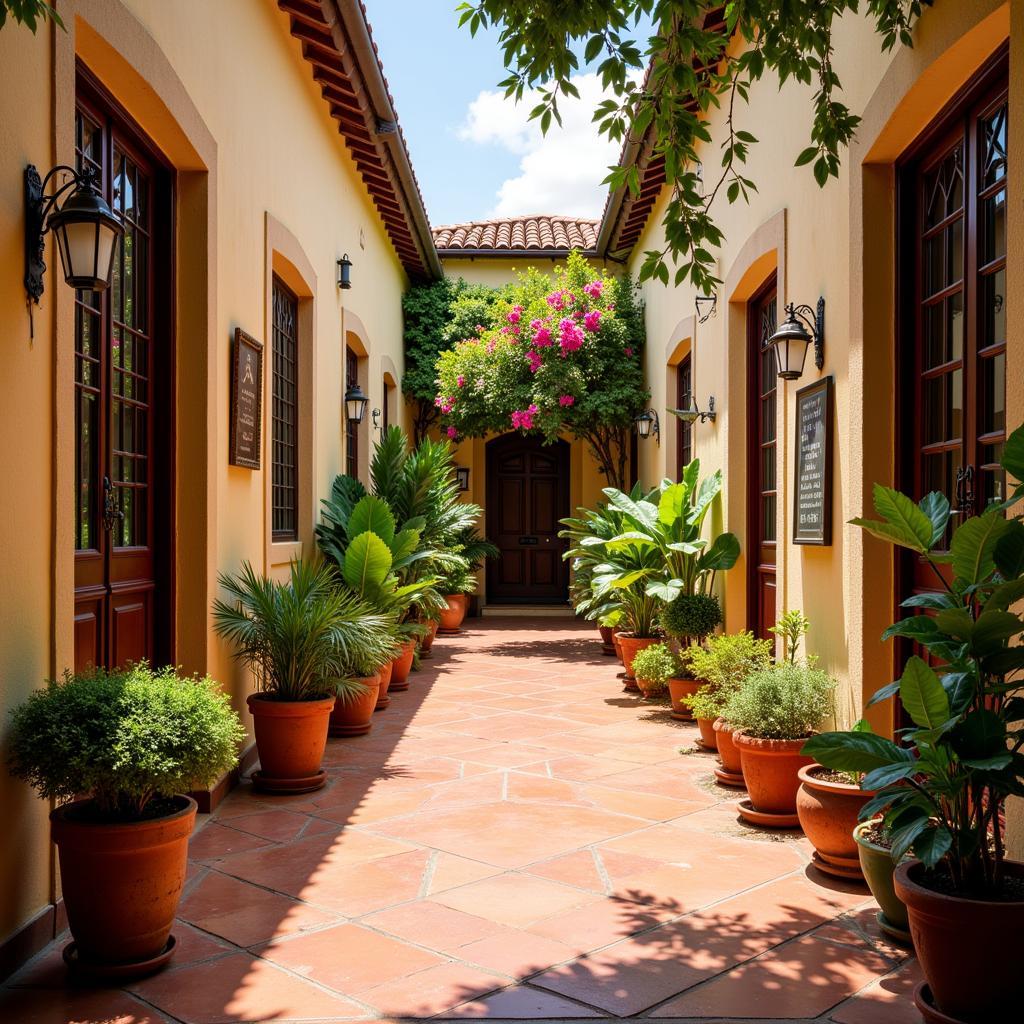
[0,0,63,32]
[724,662,835,740]
[435,253,648,486]
[661,593,721,643]
[630,642,679,692]
[804,425,1024,895]
[212,559,394,700]
[770,609,811,664]
[7,663,243,820]
[456,0,929,293]
[686,631,774,720]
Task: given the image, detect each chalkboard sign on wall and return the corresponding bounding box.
[229,328,264,469]
[793,375,834,545]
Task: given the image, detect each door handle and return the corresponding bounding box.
[103,475,124,532]
[954,464,975,518]
[519,536,538,545]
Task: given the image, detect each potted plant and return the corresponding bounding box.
[686,631,774,747]
[795,719,877,880]
[597,610,622,657]
[853,818,912,945]
[7,664,243,976]
[724,661,835,827]
[660,593,722,720]
[802,430,1024,1023]
[213,560,390,793]
[438,528,498,634]
[630,642,677,700]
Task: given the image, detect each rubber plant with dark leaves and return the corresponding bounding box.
[803,425,1024,1021]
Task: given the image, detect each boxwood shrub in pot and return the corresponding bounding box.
[629,642,678,700]
[686,631,773,740]
[7,664,243,974]
[803,426,1024,1023]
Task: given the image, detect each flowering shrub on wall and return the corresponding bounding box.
[435,251,648,486]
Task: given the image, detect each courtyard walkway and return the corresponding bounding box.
[2,619,921,1024]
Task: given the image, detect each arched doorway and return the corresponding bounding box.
[485,434,570,604]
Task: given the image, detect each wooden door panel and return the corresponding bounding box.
[110,596,150,670]
[74,601,103,673]
[530,478,558,534]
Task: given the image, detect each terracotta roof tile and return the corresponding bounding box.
[433,215,599,255]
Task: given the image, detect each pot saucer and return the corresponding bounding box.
[736,798,800,828]
[374,695,391,711]
[622,679,639,692]
[670,711,695,722]
[810,851,865,882]
[693,737,716,751]
[63,935,176,980]
[328,722,373,737]
[251,768,327,794]
[876,910,913,947]
[438,627,463,635]
[601,645,617,656]
[390,680,410,692]
[713,766,746,788]
[914,983,970,1024]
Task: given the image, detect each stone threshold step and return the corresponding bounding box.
[480,604,578,618]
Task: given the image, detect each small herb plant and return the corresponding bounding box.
[686,631,774,720]
[769,609,811,664]
[7,663,244,822]
[630,642,680,693]
[724,662,835,740]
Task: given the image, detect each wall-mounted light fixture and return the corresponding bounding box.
[344,382,368,423]
[695,293,717,324]
[671,395,716,425]
[455,466,470,492]
[768,298,825,381]
[337,253,353,290]
[24,164,124,331]
[634,408,660,445]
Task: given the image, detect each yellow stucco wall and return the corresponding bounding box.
[0,0,412,951]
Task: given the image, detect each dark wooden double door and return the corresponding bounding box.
[73,75,173,672]
[486,435,569,603]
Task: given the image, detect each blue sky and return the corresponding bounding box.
[363,0,633,227]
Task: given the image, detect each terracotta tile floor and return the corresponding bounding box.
[1,619,919,1023]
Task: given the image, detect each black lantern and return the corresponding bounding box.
[768,298,825,381]
[695,293,717,324]
[344,382,368,423]
[634,408,660,444]
[24,163,123,312]
[337,253,352,290]
[455,466,470,492]
[671,395,716,425]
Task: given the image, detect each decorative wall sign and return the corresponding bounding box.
[229,328,263,469]
[793,375,834,545]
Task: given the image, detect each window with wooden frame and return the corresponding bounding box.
[271,276,299,541]
[346,346,359,478]
[382,377,391,434]
[675,354,693,478]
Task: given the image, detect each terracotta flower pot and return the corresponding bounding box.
[667,676,707,721]
[617,633,658,681]
[796,764,875,880]
[612,630,624,665]
[438,594,468,633]
[598,625,617,656]
[854,819,910,943]
[375,660,394,711]
[51,795,197,971]
[248,694,335,791]
[635,676,665,699]
[419,619,440,657]
[895,858,1024,1023]
[696,716,718,751]
[390,639,416,691]
[734,733,814,816]
[329,674,380,737]
[713,717,743,774]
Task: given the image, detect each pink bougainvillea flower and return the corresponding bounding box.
[532,326,552,348]
[530,318,543,331]
[625,347,634,357]
[546,291,566,311]
[558,318,585,354]
[476,324,485,333]
[527,349,543,373]
[446,426,458,440]
[583,280,603,299]
[456,375,465,388]
[486,341,496,354]
[507,309,521,325]
[559,394,575,407]
[434,395,443,408]
[584,309,601,331]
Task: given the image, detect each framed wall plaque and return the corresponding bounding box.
[793,375,834,545]
[229,328,263,469]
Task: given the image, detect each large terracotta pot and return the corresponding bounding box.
[713,718,743,774]
[895,858,1024,1023]
[438,594,468,633]
[635,675,665,699]
[329,674,380,737]
[390,639,416,691]
[734,733,813,815]
[248,694,335,789]
[617,634,658,681]
[696,716,718,751]
[667,677,707,721]
[796,764,874,880]
[598,625,617,656]
[51,795,197,970]
[612,630,624,665]
[375,660,394,711]
[419,619,440,657]
[854,819,910,943]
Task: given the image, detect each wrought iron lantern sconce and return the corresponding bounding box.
[24,163,124,334]
[455,466,470,492]
[337,253,353,290]
[672,395,716,425]
[635,408,660,445]
[371,407,384,436]
[695,293,717,324]
[344,382,369,423]
[768,297,825,381]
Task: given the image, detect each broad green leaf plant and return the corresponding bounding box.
[804,424,1024,896]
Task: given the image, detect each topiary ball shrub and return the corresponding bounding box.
[661,593,722,641]
[7,663,245,822]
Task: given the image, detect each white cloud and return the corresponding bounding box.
[456,73,625,219]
